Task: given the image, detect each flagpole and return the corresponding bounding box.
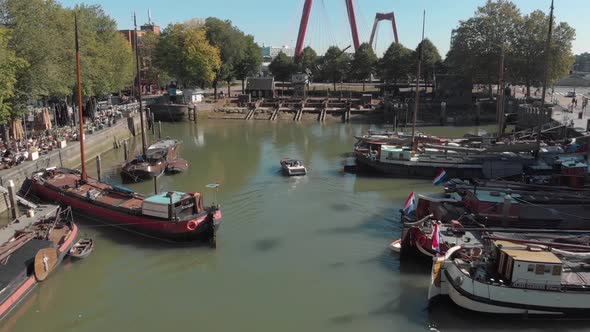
[411,10,426,152]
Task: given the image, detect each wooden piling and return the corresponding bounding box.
[123,140,129,161]
[7,180,19,219]
[158,121,162,139]
[96,155,102,182]
[154,176,158,195]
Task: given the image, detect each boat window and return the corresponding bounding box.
[535,264,545,275]
[527,264,534,272]
[552,265,562,276]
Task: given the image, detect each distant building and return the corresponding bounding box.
[261,45,295,59]
[119,23,160,51]
[245,77,275,98]
[119,15,162,95]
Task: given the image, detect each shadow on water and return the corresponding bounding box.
[428,298,590,332]
[77,216,214,251]
[252,237,282,252]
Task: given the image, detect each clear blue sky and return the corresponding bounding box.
[60,0,589,57]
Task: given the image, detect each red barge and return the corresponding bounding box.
[0,205,78,321]
[27,168,221,245]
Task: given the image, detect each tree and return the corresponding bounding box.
[510,10,575,95]
[139,31,171,90]
[414,38,442,87]
[445,0,522,94]
[0,0,72,103]
[320,46,350,90]
[0,27,27,123]
[205,17,248,98]
[268,52,294,82]
[233,35,262,93]
[294,46,317,74]
[349,42,378,91]
[378,42,413,84]
[154,21,221,87]
[75,5,135,98]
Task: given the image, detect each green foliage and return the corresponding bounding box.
[415,38,442,83]
[0,0,136,116]
[378,42,413,83]
[205,18,248,86]
[154,22,221,86]
[349,43,378,82]
[0,27,28,123]
[446,0,575,91]
[139,31,171,87]
[268,52,294,82]
[234,35,262,92]
[294,46,318,74]
[320,46,350,89]
[75,5,135,98]
[445,0,522,85]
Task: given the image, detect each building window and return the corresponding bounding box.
[527,264,534,272]
[535,264,545,275]
[552,265,562,276]
[544,266,551,273]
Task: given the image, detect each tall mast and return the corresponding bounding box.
[134,12,147,156]
[537,0,554,150]
[496,44,505,138]
[411,10,425,151]
[74,13,87,181]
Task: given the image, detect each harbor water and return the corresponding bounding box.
[3,120,586,332]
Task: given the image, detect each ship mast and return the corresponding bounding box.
[74,13,87,181]
[411,10,426,151]
[536,0,554,151]
[134,12,148,156]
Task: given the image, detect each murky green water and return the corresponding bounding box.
[4,120,584,332]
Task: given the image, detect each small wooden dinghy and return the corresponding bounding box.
[68,238,94,259]
[165,158,189,174]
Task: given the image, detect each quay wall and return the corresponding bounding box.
[0,112,143,213]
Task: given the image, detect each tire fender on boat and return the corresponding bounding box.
[186,220,198,231]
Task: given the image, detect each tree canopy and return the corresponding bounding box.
[204,17,262,96]
[154,21,221,87]
[415,38,442,84]
[446,0,575,92]
[233,35,262,93]
[0,27,28,123]
[268,52,294,82]
[378,42,413,84]
[349,43,378,86]
[319,46,350,90]
[0,0,136,120]
[294,46,318,75]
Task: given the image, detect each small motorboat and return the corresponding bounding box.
[68,238,94,259]
[280,158,307,176]
[165,158,189,174]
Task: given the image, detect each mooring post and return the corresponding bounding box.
[153,176,158,195]
[7,180,19,219]
[158,121,162,139]
[151,112,155,135]
[96,155,102,182]
[193,106,197,123]
[123,140,129,161]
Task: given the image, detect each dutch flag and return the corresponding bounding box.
[432,169,447,186]
[431,222,441,253]
[402,192,416,215]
